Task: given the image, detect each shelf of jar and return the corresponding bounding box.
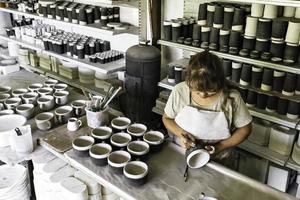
[158,40,300,74]
[217,0,300,7]
[0,34,125,74]
[20,64,108,97]
[71,0,139,8]
[0,8,139,36]
[158,78,300,130]
[286,158,300,172]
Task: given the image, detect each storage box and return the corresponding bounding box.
[267,164,291,192]
[268,125,297,155]
[248,118,271,146]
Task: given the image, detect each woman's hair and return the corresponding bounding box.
[186,51,226,92]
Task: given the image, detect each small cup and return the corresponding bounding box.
[89,143,112,166]
[127,123,147,140]
[108,150,131,174]
[53,90,69,105]
[186,144,215,169]
[44,79,58,88]
[72,136,95,156]
[110,132,132,150]
[0,109,14,115]
[12,88,28,98]
[67,118,82,131]
[0,93,10,103]
[55,105,73,124]
[123,161,148,186]
[143,131,165,152]
[37,95,55,111]
[111,117,131,133]
[91,126,112,143]
[71,100,86,116]
[4,97,22,110]
[35,112,55,131]
[22,92,38,105]
[16,104,35,119]
[0,86,11,94]
[53,83,68,92]
[127,141,150,161]
[28,83,43,92]
[37,87,54,96]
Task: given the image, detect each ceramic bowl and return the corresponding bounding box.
[91,126,112,143]
[111,117,131,132]
[143,131,165,152]
[16,104,35,119]
[89,143,112,166]
[0,86,11,94]
[28,83,43,92]
[123,161,148,186]
[72,136,95,156]
[12,88,28,98]
[186,149,211,169]
[127,141,149,161]
[53,83,68,92]
[110,132,132,150]
[44,79,58,88]
[4,97,22,110]
[37,87,54,96]
[108,150,131,174]
[127,123,147,140]
[0,93,10,103]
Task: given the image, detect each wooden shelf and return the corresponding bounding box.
[286,158,300,172]
[0,34,125,74]
[158,40,300,74]
[0,8,139,36]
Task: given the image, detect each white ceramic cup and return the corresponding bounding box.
[35,112,55,130]
[186,146,215,169]
[0,86,11,94]
[44,79,58,88]
[55,105,73,124]
[28,83,43,92]
[12,88,29,98]
[16,104,35,118]
[37,87,54,96]
[4,97,22,110]
[22,92,38,105]
[53,83,68,92]
[71,100,86,116]
[53,90,69,105]
[67,118,82,131]
[0,93,10,103]
[37,95,55,111]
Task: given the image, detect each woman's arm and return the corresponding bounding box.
[214,123,252,154]
[162,113,195,149]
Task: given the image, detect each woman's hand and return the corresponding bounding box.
[180,132,196,149]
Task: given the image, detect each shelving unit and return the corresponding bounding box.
[0,34,125,74]
[158,40,300,74]
[217,0,300,7]
[0,8,139,36]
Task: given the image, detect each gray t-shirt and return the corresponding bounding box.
[164,82,252,131]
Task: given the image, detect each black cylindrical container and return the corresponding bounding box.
[255,39,270,53]
[207,4,215,27]
[213,5,224,28]
[283,43,299,64]
[103,41,110,51]
[94,6,101,23]
[296,75,300,95]
[113,7,120,22]
[89,42,95,55]
[198,3,207,22]
[77,44,85,59]
[256,18,272,40]
[68,42,74,56]
[50,4,56,19]
[251,66,263,88]
[229,31,241,48]
[125,42,161,123]
[67,6,73,22]
[223,6,234,30]
[95,40,101,53]
[266,95,278,112]
[43,38,49,51]
[108,8,114,22]
[63,40,68,53]
[163,21,172,41]
[188,18,195,38]
[64,6,69,22]
[272,71,285,92]
[201,26,211,42]
[100,7,108,26]
[192,24,201,41]
[172,21,181,42]
[86,7,95,24]
[209,28,219,50]
[232,8,244,31]
[242,36,255,51]
[287,100,300,119]
[182,20,189,38]
[256,92,268,109]
[282,73,297,96]
[240,63,252,86]
[231,61,242,82]
[219,29,230,47]
[89,55,97,63]
[271,19,288,40]
[222,59,232,79]
[277,98,289,115]
[73,42,78,58]
[270,40,285,62]
[261,68,273,91]
[246,90,257,107]
[174,65,183,84]
[56,40,64,54]
[79,8,87,25]
[168,65,175,83]
[41,4,47,17]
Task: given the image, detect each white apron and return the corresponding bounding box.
[175,93,231,141]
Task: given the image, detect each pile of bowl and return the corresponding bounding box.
[72,116,165,186]
[0,79,87,131]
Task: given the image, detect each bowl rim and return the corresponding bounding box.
[108,150,131,168]
[186,149,210,169]
[127,141,149,155]
[143,131,164,145]
[72,136,95,151]
[111,117,131,130]
[123,161,148,179]
[110,132,132,147]
[127,123,147,136]
[91,126,112,139]
[89,143,112,159]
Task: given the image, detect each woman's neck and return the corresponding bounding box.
[191,90,222,107]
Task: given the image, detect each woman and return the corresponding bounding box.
[162,51,252,159]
